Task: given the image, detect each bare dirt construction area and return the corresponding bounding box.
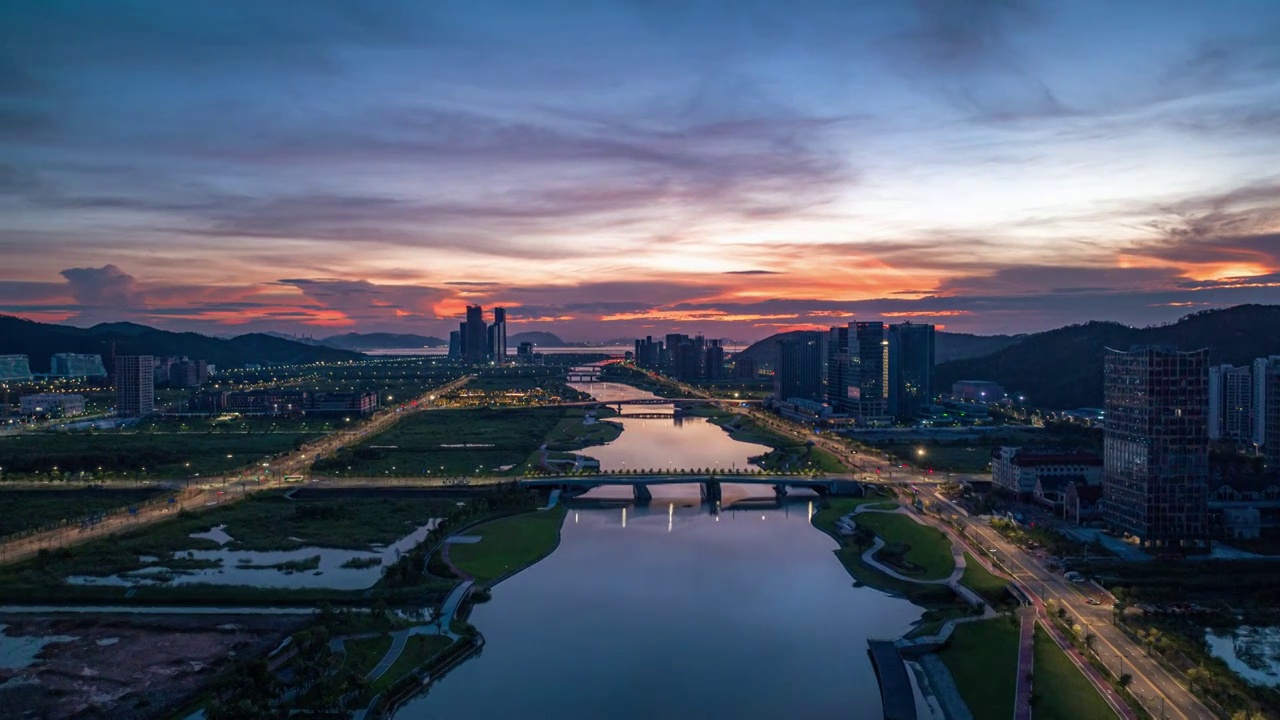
[0,613,307,719]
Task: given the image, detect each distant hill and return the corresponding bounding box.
[319,332,446,350]
[935,305,1280,409]
[0,316,363,372]
[509,331,565,346]
[935,332,1021,363]
[733,328,1018,372]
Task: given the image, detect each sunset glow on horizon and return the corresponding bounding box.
[1,1,1278,341]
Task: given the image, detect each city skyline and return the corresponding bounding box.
[2,1,1279,342]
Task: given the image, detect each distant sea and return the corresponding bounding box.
[363,344,745,357]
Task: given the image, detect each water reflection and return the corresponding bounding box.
[394,501,921,720]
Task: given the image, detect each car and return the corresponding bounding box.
[1086,598,1101,606]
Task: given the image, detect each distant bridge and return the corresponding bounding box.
[519,473,865,504]
[559,398,763,408]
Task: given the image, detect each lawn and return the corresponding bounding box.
[811,497,958,604]
[0,487,169,537]
[449,506,567,585]
[543,410,622,452]
[370,635,455,693]
[342,634,394,677]
[313,406,567,477]
[0,493,454,581]
[961,551,1011,605]
[0,428,322,479]
[856,511,955,580]
[939,617,1020,720]
[1032,625,1118,720]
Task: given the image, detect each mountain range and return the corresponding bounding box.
[734,328,1020,372]
[0,316,362,372]
[732,304,1280,410]
[934,304,1280,409]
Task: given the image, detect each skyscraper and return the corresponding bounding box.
[774,332,824,402]
[491,307,508,363]
[115,355,156,418]
[448,329,462,358]
[1208,364,1252,448]
[464,305,487,364]
[1102,346,1209,548]
[850,321,888,421]
[826,324,851,410]
[704,340,725,380]
[888,322,935,421]
[1255,356,1280,463]
[1254,353,1274,450]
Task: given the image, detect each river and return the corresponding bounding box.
[392,382,924,719]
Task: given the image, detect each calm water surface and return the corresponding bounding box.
[396,502,920,719]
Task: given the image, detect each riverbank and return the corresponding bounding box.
[446,505,568,586]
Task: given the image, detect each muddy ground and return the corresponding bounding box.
[0,613,308,719]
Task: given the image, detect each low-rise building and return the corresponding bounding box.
[950,380,1005,402]
[1208,462,1280,539]
[20,393,86,417]
[307,392,378,416]
[992,447,1102,496]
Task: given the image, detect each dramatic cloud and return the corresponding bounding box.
[1,1,1278,339]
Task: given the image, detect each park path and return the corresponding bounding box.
[1013,609,1034,720]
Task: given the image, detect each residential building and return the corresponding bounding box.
[464,305,487,364]
[991,447,1103,496]
[774,331,824,402]
[951,380,1005,402]
[888,322,935,421]
[50,353,107,378]
[1208,364,1252,447]
[665,334,706,381]
[115,355,155,418]
[704,340,725,380]
[734,355,756,379]
[490,307,507,362]
[0,355,32,381]
[1256,356,1280,462]
[20,393,86,417]
[170,359,208,388]
[634,336,664,369]
[448,330,462,358]
[1102,345,1210,548]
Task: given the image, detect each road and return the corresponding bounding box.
[644,367,1210,720]
[0,375,473,567]
[933,492,1213,720]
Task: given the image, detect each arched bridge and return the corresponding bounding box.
[519,473,865,503]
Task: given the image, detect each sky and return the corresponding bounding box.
[1,0,1278,342]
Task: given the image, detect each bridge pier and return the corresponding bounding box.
[632,483,652,504]
[701,479,721,505]
[773,484,788,498]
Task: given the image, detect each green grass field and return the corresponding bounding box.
[371,635,455,694]
[342,634,394,677]
[0,428,322,479]
[961,551,1011,605]
[0,487,170,537]
[449,506,567,585]
[313,406,566,477]
[543,410,622,452]
[939,617,1020,720]
[856,511,955,580]
[1032,625,1118,720]
[1,493,454,582]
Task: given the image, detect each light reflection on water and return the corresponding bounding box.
[395,501,921,720]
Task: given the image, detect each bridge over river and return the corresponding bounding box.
[519,473,865,503]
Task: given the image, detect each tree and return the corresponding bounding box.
[1084,631,1097,651]
[1119,673,1133,689]
[205,659,286,720]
